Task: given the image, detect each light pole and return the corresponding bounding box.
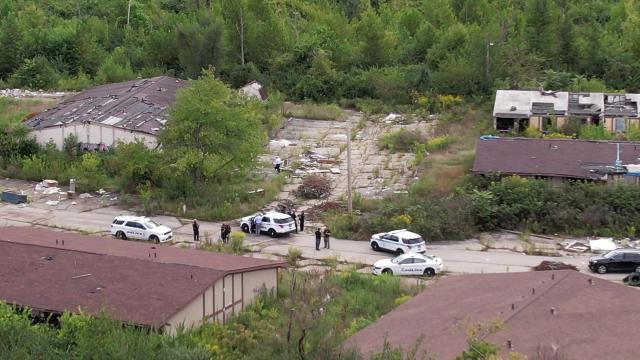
[346,118,353,215]
[485,41,494,81]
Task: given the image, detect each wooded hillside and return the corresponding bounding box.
[1,0,638,103]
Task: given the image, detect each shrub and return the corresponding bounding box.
[578,124,612,140]
[286,247,302,266]
[378,128,425,152]
[425,135,454,152]
[230,231,245,254]
[296,174,331,199]
[282,102,344,120]
[10,56,58,89]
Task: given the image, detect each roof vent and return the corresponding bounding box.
[510,106,517,111]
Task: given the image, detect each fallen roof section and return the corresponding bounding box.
[25,76,187,136]
[472,137,640,179]
[346,270,640,360]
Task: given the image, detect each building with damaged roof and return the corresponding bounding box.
[346,270,640,360]
[25,76,186,150]
[0,227,285,335]
[472,137,640,184]
[493,90,640,134]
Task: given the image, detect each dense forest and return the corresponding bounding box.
[1,0,639,103]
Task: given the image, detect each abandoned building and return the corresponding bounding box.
[25,76,186,150]
[346,270,640,360]
[0,227,285,335]
[493,90,640,133]
[239,80,268,101]
[472,137,640,183]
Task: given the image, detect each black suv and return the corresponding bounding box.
[588,250,640,274]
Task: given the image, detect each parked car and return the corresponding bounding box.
[370,229,426,255]
[240,211,295,237]
[588,249,640,274]
[372,253,443,277]
[110,215,173,243]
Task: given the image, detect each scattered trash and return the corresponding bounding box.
[269,139,297,148]
[43,179,59,188]
[383,113,402,122]
[330,168,341,174]
[393,190,409,194]
[564,240,590,253]
[42,187,61,195]
[532,261,578,271]
[110,197,118,201]
[71,201,77,205]
[79,193,93,199]
[1,191,27,204]
[247,189,265,195]
[589,238,617,253]
[97,189,107,195]
[45,200,60,206]
[623,272,640,286]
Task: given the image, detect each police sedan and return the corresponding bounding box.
[372,253,443,277]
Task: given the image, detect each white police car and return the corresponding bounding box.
[110,215,173,243]
[372,253,443,277]
[240,211,296,237]
[370,229,427,255]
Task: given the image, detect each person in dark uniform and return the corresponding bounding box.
[315,228,321,251]
[299,211,305,232]
[323,227,331,249]
[193,219,200,242]
[290,210,298,232]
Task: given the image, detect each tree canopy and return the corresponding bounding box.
[0,0,637,102]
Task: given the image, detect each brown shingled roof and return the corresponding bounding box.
[0,226,286,273]
[345,271,640,360]
[0,227,285,328]
[472,137,640,179]
[25,76,187,136]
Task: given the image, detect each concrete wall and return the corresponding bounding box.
[163,268,279,335]
[31,123,158,149]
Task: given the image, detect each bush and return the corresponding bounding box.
[378,128,426,152]
[286,247,302,266]
[282,102,344,120]
[425,135,454,152]
[10,56,58,89]
[230,231,245,254]
[296,174,331,199]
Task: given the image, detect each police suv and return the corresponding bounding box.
[370,229,427,255]
[372,253,443,277]
[110,215,173,243]
[240,211,296,237]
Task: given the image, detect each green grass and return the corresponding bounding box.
[282,102,344,120]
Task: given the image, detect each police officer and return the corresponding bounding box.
[315,228,321,251]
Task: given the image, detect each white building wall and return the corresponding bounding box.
[30,124,158,150]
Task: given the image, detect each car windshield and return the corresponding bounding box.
[144,220,159,229]
[403,237,424,244]
[603,251,619,258]
[274,217,292,224]
[391,255,407,264]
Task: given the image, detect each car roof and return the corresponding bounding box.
[114,215,149,221]
[609,249,640,253]
[397,252,430,260]
[262,212,291,219]
[387,229,422,238]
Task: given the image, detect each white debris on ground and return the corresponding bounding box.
[0,89,68,99]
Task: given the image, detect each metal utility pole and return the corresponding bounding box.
[127,0,132,27]
[346,118,353,215]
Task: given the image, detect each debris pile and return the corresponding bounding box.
[0,88,68,98]
[532,261,578,271]
[293,151,337,176]
[563,237,618,253]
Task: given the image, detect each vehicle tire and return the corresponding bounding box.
[116,231,127,240]
[268,229,277,238]
[597,265,607,274]
[382,268,393,275]
[395,248,404,256]
[424,268,436,277]
[149,235,159,244]
[629,272,640,286]
[371,242,380,251]
[241,224,249,233]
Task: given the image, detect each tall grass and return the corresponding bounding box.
[283,102,344,120]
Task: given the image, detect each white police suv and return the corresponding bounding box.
[240,211,296,237]
[370,229,427,255]
[110,215,173,243]
[372,253,443,277]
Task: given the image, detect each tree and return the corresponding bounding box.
[356,8,393,67]
[176,13,225,78]
[11,57,58,89]
[160,70,264,183]
[0,16,23,79]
